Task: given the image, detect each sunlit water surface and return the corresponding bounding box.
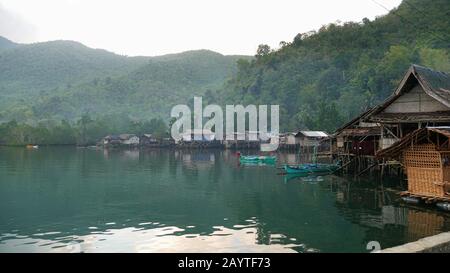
[0,147,449,253]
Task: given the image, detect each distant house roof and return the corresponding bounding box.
[119,134,137,140]
[297,131,329,138]
[104,135,121,140]
[333,107,377,136]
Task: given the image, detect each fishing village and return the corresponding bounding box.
[97,65,450,214]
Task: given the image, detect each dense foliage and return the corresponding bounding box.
[0,115,168,146]
[1,0,449,145]
[219,0,450,132]
[0,42,247,144]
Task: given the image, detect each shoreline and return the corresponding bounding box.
[376,232,450,253]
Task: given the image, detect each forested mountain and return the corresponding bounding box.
[1,0,449,145]
[219,0,450,132]
[0,41,248,122]
[15,50,247,121]
[0,40,150,97]
[0,36,18,51]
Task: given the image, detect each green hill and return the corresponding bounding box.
[1,0,449,145]
[0,40,150,96]
[0,40,249,122]
[0,36,18,51]
[220,0,450,132]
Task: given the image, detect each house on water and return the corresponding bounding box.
[377,127,450,204]
[276,131,329,151]
[296,131,329,148]
[368,64,450,145]
[331,64,450,172]
[102,134,140,146]
[140,134,159,146]
[178,129,223,148]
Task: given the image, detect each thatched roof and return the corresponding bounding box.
[333,65,450,134]
[413,65,450,107]
[333,107,376,137]
[369,65,450,120]
[376,127,450,159]
[337,127,381,137]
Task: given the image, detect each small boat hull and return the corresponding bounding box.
[283,163,339,175]
[240,155,277,164]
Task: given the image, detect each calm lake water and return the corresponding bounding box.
[0,147,449,253]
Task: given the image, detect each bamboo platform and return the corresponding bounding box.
[400,191,450,204]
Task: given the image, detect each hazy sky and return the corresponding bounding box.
[0,0,402,56]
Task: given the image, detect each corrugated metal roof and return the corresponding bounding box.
[299,131,329,137]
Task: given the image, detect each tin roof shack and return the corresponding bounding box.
[102,135,122,146]
[119,134,140,146]
[140,134,160,147]
[332,109,381,157]
[102,134,139,147]
[298,131,330,154]
[296,131,328,146]
[377,127,450,202]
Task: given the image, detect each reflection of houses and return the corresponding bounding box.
[180,152,216,169]
[331,180,447,244]
[406,210,445,242]
[377,127,450,202]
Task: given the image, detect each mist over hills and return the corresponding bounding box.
[0,0,449,141]
[0,39,249,122]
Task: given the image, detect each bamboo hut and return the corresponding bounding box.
[377,127,450,201]
[368,65,450,142]
[331,64,450,174]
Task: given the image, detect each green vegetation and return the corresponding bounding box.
[0,115,168,146]
[0,0,449,145]
[0,36,18,52]
[219,0,450,132]
[0,42,248,144]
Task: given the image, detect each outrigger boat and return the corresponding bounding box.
[283,163,339,175]
[239,155,277,164]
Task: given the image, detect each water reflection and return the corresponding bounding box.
[0,147,449,253]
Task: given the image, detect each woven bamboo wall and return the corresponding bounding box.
[404,145,445,197]
[444,167,450,195]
